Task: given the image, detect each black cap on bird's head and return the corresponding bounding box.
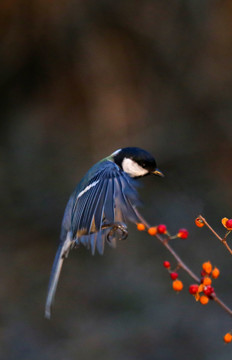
[111,147,164,178]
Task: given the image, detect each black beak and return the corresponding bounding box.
[152,169,165,177]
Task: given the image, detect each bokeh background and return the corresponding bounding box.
[1,1,232,359]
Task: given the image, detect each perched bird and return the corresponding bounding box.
[45,147,164,318]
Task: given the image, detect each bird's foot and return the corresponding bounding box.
[102,222,128,241]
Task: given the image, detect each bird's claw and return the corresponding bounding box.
[102,222,128,241]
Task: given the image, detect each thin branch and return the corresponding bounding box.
[223,242,232,256]
[213,296,232,317]
[134,209,232,317]
[198,215,232,256]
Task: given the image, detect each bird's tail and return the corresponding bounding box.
[45,231,73,319]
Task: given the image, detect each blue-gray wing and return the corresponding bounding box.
[70,160,141,254]
[45,160,142,318]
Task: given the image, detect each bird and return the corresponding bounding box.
[45,147,164,318]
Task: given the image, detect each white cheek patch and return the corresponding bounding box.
[122,158,149,177]
[77,180,100,200]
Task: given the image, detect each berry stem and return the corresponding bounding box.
[133,208,232,318]
[198,215,232,255]
[224,230,231,240]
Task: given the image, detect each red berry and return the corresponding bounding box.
[203,285,214,296]
[201,270,207,277]
[170,272,178,280]
[178,228,189,239]
[163,261,171,268]
[189,284,199,294]
[226,219,232,229]
[157,224,167,234]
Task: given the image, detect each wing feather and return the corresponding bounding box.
[81,180,104,232]
[94,179,109,230]
[69,161,141,254]
[72,178,101,236]
[103,177,115,224]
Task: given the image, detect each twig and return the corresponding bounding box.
[213,296,232,316]
[198,215,232,256]
[134,209,232,317]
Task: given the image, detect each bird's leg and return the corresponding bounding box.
[61,233,74,258]
[101,222,128,241]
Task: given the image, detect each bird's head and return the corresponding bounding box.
[111,147,164,178]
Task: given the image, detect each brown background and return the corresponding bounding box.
[1,1,232,359]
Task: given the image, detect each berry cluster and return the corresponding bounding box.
[221,217,232,230]
[195,215,232,255]
[147,224,167,236]
[136,223,189,240]
[136,223,189,292]
[136,217,231,343]
[189,261,219,305]
[194,216,232,230]
[163,261,183,292]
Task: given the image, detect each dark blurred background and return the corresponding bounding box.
[1,1,232,359]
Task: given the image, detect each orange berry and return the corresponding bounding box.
[222,217,229,228]
[137,223,146,231]
[203,276,212,286]
[222,217,232,230]
[202,261,212,274]
[200,295,209,305]
[224,333,232,343]
[195,217,205,227]
[172,279,183,292]
[148,227,157,236]
[212,267,220,279]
